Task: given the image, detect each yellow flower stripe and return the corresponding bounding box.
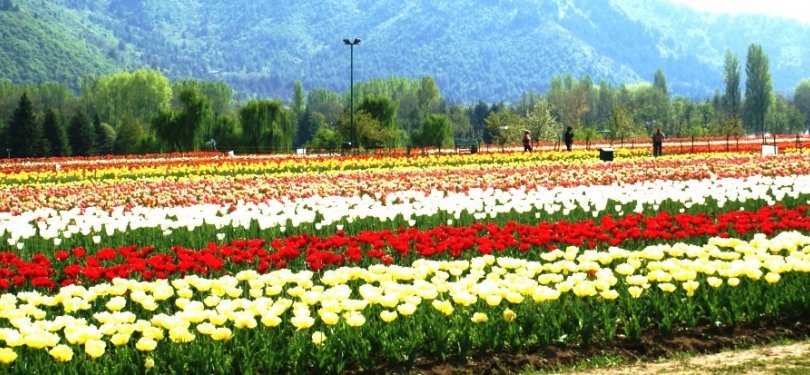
[0,231,808,362]
[0,148,688,185]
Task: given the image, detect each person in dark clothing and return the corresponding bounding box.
[564,126,574,151]
[652,128,664,157]
[522,130,533,152]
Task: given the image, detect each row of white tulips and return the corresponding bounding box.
[1,174,809,247]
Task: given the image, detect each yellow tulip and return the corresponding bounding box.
[176,288,193,299]
[344,312,366,327]
[84,339,106,359]
[397,303,417,316]
[431,300,454,316]
[145,357,155,370]
[234,314,258,330]
[196,323,216,335]
[291,315,315,330]
[311,331,327,346]
[706,277,724,288]
[657,283,677,293]
[379,310,398,323]
[627,286,644,298]
[209,313,228,326]
[110,333,131,346]
[211,327,233,341]
[502,309,517,323]
[0,347,17,364]
[168,328,195,343]
[142,327,164,341]
[49,344,74,362]
[471,312,488,323]
[572,280,598,298]
[203,295,221,307]
[506,291,524,304]
[318,310,340,326]
[485,294,503,306]
[599,289,620,300]
[682,280,700,296]
[379,293,400,308]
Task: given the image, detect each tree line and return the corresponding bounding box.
[1,43,809,158]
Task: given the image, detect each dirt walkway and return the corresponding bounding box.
[561,341,810,375]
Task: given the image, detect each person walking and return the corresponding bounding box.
[522,130,533,152]
[564,126,574,151]
[652,128,664,157]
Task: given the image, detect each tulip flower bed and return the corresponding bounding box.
[1,204,809,291]
[0,232,807,373]
[2,152,810,214]
[3,170,810,257]
[0,149,809,373]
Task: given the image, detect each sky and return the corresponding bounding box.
[669,0,810,24]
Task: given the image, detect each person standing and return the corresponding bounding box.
[564,126,574,151]
[522,130,533,152]
[652,128,664,157]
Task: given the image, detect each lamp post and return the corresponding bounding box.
[343,37,361,150]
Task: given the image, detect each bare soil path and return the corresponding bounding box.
[377,318,810,375]
[560,340,810,375]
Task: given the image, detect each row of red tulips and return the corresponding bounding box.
[0,204,807,291]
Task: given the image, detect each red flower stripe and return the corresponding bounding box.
[0,205,807,290]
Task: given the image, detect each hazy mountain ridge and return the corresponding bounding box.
[1,0,808,102]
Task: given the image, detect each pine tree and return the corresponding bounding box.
[93,114,114,155]
[8,92,45,158]
[43,108,70,156]
[68,109,95,156]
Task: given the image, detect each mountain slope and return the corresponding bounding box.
[0,1,142,88]
[1,0,808,102]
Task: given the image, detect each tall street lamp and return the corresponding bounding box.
[343,37,361,150]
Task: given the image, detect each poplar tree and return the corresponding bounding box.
[743,44,772,136]
[722,50,741,116]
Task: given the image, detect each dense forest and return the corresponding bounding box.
[1,44,809,158]
[1,0,809,102]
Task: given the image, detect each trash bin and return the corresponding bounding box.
[599,148,614,162]
[761,145,778,156]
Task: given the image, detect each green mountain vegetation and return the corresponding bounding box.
[1,0,808,102]
[1,0,809,159]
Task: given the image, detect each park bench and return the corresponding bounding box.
[455,138,478,154]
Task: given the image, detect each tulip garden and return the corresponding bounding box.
[0,145,809,373]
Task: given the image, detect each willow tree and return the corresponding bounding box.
[153,87,212,152]
[239,99,288,152]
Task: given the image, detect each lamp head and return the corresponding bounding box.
[343,39,351,45]
[353,38,361,44]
